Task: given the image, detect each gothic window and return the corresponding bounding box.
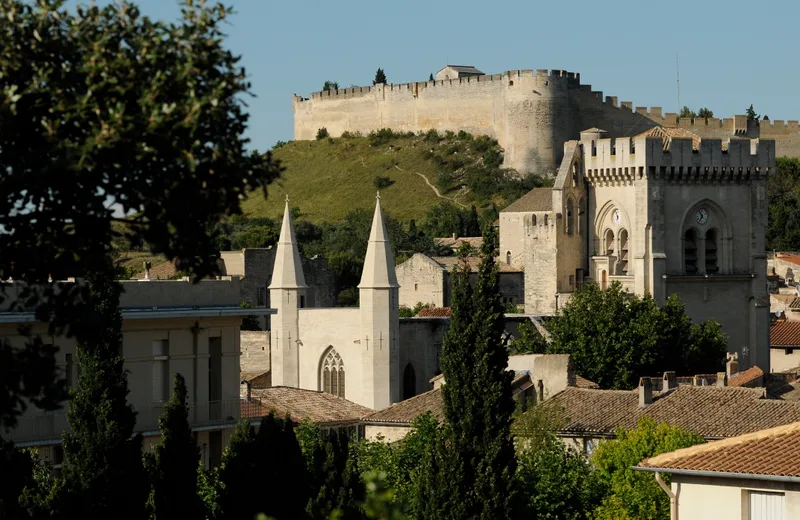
[618,229,629,274]
[604,229,615,256]
[321,348,345,398]
[684,229,698,274]
[403,363,416,400]
[566,198,575,236]
[705,229,719,274]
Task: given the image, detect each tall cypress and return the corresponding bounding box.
[256,413,310,520]
[52,272,148,519]
[148,374,204,519]
[417,225,518,519]
[217,419,261,520]
[308,429,364,519]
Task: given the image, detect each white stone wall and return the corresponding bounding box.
[673,475,800,520]
[363,424,412,443]
[396,254,445,308]
[770,347,800,372]
[500,212,528,268]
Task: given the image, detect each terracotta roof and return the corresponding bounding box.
[417,307,452,317]
[500,188,552,213]
[575,376,600,389]
[771,294,796,305]
[430,256,522,273]
[241,369,270,382]
[770,321,800,347]
[776,254,800,267]
[727,366,764,388]
[364,387,445,424]
[434,237,484,250]
[636,126,701,151]
[638,421,800,479]
[545,385,800,439]
[440,65,484,75]
[245,387,373,426]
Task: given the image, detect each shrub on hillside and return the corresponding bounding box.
[373,176,394,190]
[340,130,362,139]
[316,127,329,140]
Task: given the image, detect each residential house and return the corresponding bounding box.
[770,321,800,372]
[636,421,800,519]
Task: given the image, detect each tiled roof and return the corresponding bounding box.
[771,294,796,305]
[728,366,764,388]
[500,188,552,213]
[434,237,484,250]
[638,421,800,479]
[770,321,800,346]
[636,126,701,151]
[245,387,373,426]
[241,369,270,382]
[575,376,600,389]
[364,387,445,424]
[776,254,800,267]
[545,385,800,439]
[441,65,484,75]
[430,256,522,273]
[417,307,452,317]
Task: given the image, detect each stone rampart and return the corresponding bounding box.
[293,68,800,173]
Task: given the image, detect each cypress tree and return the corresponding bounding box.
[373,68,388,85]
[148,374,204,519]
[308,430,364,519]
[256,413,309,520]
[217,419,261,520]
[52,272,148,520]
[417,225,518,519]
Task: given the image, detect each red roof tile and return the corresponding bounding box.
[728,366,764,388]
[244,387,373,426]
[770,321,800,347]
[417,307,452,317]
[639,422,800,479]
[776,254,800,267]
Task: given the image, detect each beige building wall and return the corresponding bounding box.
[671,475,800,520]
[771,347,800,372]
[396,254,446,308]
[363,424,412,443]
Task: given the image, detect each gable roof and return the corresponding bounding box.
[438,65,484,75]
[770,320,800,347]
[776,254,800,267]
[636,126,702,151]
[544,385,800,439]
[500,188,552,213]
[638,421,800,481]
[245,387,373,426]
[728,366,764,388]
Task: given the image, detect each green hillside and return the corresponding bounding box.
[241,130,547,224]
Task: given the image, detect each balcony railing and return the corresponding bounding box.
[6,399,250,445]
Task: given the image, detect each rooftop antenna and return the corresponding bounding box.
[676,54,681,114]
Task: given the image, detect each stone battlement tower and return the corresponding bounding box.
[293,67,800,174]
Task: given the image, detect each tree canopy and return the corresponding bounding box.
[767,157,800,251]
[547,282,727,389]
[373,68,387,85]
[0,0,281,430]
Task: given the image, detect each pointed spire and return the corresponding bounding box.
[359,192,399,289]
[269,196,307,289]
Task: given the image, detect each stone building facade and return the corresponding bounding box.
[293,67,800,174]
[502,127,773,371]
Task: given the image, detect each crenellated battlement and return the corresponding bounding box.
[292,65,800,173]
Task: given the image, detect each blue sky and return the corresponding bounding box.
[90,0,799,151]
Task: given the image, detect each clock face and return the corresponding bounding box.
[612,210,622,226]
[696,208,709,225]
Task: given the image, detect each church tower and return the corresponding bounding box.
[269,196,306,387]
[358,193,400,410]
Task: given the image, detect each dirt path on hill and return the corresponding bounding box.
[393,165,467,208]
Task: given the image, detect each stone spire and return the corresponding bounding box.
[269,196,307,289]
[359,192,399,289]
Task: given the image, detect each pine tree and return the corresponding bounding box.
[417,226,518,519]
[52,272,149,520]
[148,374,204,519]
[746,104,759,121]
[429,73,434,81]
[373,68,387,85]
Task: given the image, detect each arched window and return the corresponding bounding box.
[684,229,698,274]
[403,363,416,400]
[618,229,629,274]
[321,348,345,398]
[705,229,719,274]
[566,198,575,236]
[506,251,512,265]
[604,229,615,256]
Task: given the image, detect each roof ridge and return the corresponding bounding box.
[642,421,800,468]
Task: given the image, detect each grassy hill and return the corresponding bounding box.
[241,130,545,224]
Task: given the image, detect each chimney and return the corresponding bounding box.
[452,232,457,240]
[726,353,739,377]
[638,377,653,407]
[143,261,152,280]
[716,372,728,387]
[246,381,252,400]
[536,379,544,404]
[662,371,677,391]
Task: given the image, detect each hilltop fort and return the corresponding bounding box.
[293,65,800,173]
